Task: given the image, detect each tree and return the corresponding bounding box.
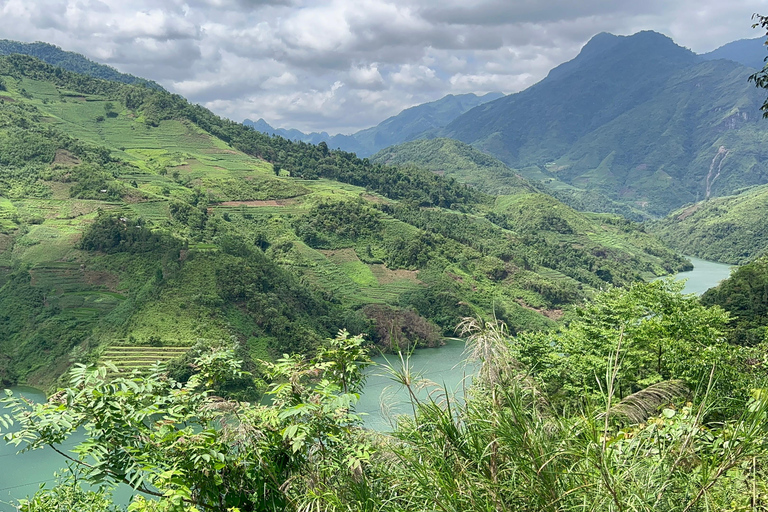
[0,332,373,512]
[512,279,743,410]
[749,13,768,116]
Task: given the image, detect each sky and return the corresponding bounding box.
[0,0,766,134]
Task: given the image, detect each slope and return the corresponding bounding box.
[649,184,768,264]
[0,39,162,89]
[0,54,688,389]
[244,92,503,157]
[441,31,768,217]
[700,37,765,69]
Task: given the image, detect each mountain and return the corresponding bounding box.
[700,37,766,69]
[0,39,162,89]
[0,53,688,388]
[438,31,768,217]
[649,185,768,264]
[371,138,653,221]
[371,138,536,196]
[244,92,503,157]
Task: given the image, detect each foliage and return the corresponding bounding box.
[0,39,162,89]
[649,184,768,264]
[512,280,741,409]
[294,199,382,248]
[701,255,768,345]
[79,213,181,255]
[4,286,768,511]
[361,304,441,351]
[1,331,373,512]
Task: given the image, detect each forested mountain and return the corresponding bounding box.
[3,40,768,512]
[700,36,765,69]
[435,31,768,217]
[0,54,687,388]
[244,92,503,157]
[649,184,768,264]
[0,39,162,89]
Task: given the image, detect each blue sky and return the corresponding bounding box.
[0,0,765,133]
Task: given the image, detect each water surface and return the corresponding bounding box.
[0,257,736,507]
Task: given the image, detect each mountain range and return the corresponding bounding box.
[247,33,768,219]
[244,92,503,157]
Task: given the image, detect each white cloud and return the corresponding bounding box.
[0,0,766,132]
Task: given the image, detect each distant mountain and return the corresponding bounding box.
[700,37,766,69]
[0,39,162,89]
[439,31,768,216]
[244,92,503,157]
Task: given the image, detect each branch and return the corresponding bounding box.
[47,444,216,511]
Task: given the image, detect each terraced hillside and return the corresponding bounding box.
[0,54,689,389]
[99,345,191,377]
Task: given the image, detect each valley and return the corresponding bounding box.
[1,16,768,511]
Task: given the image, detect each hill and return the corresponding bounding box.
[244,92,503,157]
[371,138,653,220]
[0,54,688,389]
[648,185,768,264]
[0,39,162,89]
[700,37,766,69]
[371,138,535,196]
[439,31,768,217]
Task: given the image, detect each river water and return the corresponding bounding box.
[0,257,734,510]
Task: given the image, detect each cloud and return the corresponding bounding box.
[0,0,765,133]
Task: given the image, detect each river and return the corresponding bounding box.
[0,257,734,510]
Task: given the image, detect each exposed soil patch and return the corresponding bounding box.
[362,194,388,204]
[319,247,358,263]
[370,264,421,285]
[0,95,16,103]
[676,203,701,221]
[217,199,297,207]
[53,150,81,166]
[515,299,563,321]
[83,270,121,292]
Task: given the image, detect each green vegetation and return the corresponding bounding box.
[437,31,768,217]
[0,39,162,89]
[649,184,768,264]
[0,54,688,391]
[3,283,768,511]
[701,255,768,345]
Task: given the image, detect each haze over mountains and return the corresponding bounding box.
[244,92,503,158]
[245,32,768,218]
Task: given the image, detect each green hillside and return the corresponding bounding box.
[372,138,534,195]
[0,54,688,389]
[372,138,652,220]
[649,185,768,264]
[0,39,162,89]
[441,31,768,217]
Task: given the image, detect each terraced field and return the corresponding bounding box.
[99,345,191,377]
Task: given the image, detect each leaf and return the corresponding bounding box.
[603,379,689,423]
